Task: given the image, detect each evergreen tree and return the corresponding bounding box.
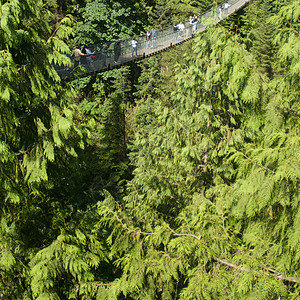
[74,0,148,45]
[241,0,277,78]
[28,67,135,298]
[94,1,300,298]
[1,0,299,298]
[0,0,89,297]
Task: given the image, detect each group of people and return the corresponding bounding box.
[72,2,232,70]
[72,46,95,69]
[189,14,199,32]
[72,25,158,70]
[219,2,231,19]
[129,26,158,58]
[172,12,202,39]
[145,27,158,49]
[113,26,158,62]
[72,20,181,70]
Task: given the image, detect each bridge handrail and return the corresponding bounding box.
[56,0,249,79]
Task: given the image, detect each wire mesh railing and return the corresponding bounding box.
[55,0,250,79]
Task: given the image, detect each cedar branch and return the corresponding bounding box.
[213,257,299,283]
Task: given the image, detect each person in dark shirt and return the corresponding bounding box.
[150,27,157,48]
[86,47,95,70]
[173,24,178,40]
[101,43,109,67]
[114,39,121,63]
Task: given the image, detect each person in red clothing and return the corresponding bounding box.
[145,30,151,49]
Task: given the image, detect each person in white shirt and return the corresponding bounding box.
[131,37,138,57]
[219,5,224,19]
[85,47,94,69]
[178,22,185,37]
[224,2,231,13]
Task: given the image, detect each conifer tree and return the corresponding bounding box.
[28,67,136,298]
[0,0,90,297]
[94,1,300,298]
[241,0,277,78]
[1,0,299,298]
[74,0,148,45]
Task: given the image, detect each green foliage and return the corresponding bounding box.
[91,1,300,298]
[73,68,132,199]
[240,0,278,78]
[1,0,299,298]
[0,0,93,297]
[148,0,198,28]
[147,0,223,28]
[74,0,147,45]
[30,227,107,299]
[55,0,89,16]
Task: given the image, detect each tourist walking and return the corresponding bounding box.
[189,16,194,35]
[173,24,178,40]
[85,47,95,70]
[150,27,157,48]
[101,43,109,67]
[146,30,151,49]
[131,37,138,57]
[192,15,198,32]
[219,5,224,19]
[72,47,86,68]
[177,22,185,38]
[224,2,231,13]
[114,38,121,63]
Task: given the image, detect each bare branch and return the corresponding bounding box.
[173,232,202,240]
[213,257,300,283]
[213,257,248,272]
[110,210,201,240]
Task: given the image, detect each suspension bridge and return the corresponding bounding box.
[56,0,250,80]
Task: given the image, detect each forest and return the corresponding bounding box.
[0,0,299,298]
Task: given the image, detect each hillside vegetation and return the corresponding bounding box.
[0,0,299,298]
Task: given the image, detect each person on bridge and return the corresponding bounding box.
[192,15,198,32]
[224,2,231,13]
[72,47,86,68]
[101,43,109,67]
[146,30,151,49]
[177,22,185,38]
[114,38,121,63]
[150,27,157,48]
[198,12,203,23]
[85,47,95,70]
[219,5,224,19]
[131,37,138,57]
[173,24,179,40]
[189,16,194,35]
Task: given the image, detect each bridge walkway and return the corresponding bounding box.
[57,0,250,80]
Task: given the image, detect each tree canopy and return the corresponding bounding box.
[0,0,299,298]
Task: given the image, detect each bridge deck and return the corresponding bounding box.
[57,0,250,80]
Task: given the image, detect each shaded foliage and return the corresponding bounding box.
[0,0,299,298]
[74,0,148,46]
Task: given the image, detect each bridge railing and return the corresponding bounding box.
[56,0,249,79]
